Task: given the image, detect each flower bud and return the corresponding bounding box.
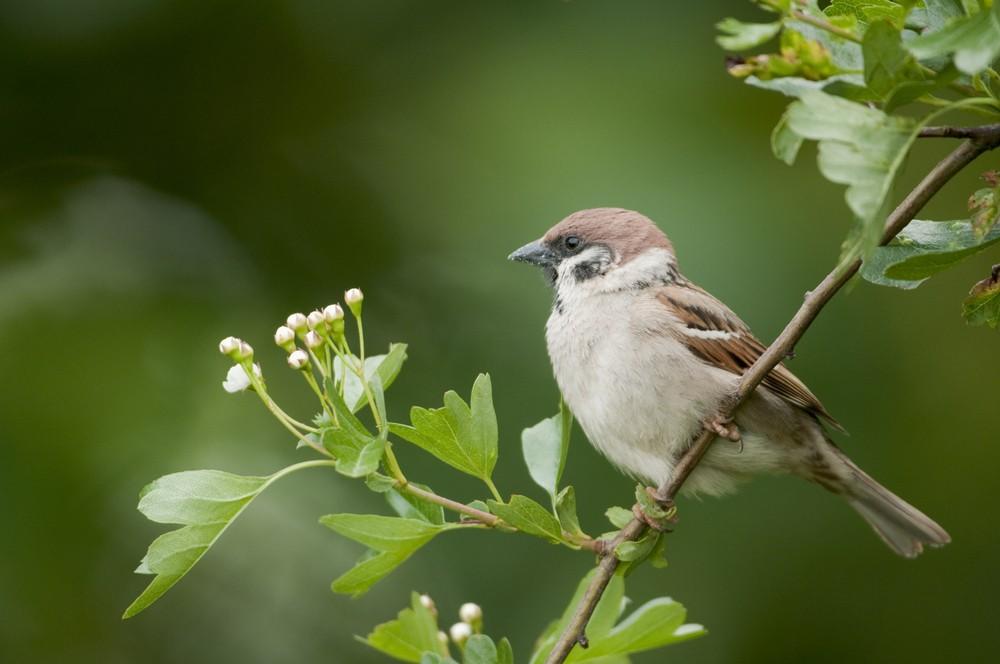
[307,309,327,331]
[437,631,449,647]
[323,303,344,322]
[459,602,482,625]
[419,594,437,615]
[274,326,296,352]
[218,336,241,358]
[287,349,310,370]
[237,341,254,361]
[222,363,261,393]
[303,330,324,350]
[344,288,363,317]
[449,622,471,647]
[286,312,308,334]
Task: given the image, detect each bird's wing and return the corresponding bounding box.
[655,282,843,430]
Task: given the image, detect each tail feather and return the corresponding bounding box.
[837,456,950,558]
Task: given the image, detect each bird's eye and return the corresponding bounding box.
[564,235,581,251]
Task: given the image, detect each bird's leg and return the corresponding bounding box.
[704,414,741,447]
[633,486,678,532]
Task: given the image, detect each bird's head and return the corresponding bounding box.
[507,208,676,288]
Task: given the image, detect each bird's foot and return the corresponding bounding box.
[633,486,678,532]
[704,415,742,447]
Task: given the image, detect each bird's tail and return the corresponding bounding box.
[828,449,950,558]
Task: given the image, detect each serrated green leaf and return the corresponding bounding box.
[924,0,965,33]
[783,90,920,262]
[124,463,329,618]
[907,3,1000,74]
[522,410,570,501]
[826,0,907,29]
[321,379,374,455]
[861,219,1000,288]
[390,374,498,483]
[333,343,408,413]
[715,18,782,51]
[570,599,705,661]
[963,266,1000,328]
[321,514,454,596]
[464,635,499,664]
[555,486,584,538]
[362,592,447,663]
[530,570,703,664]
[863,19,925,98]
[745,73,865,98]
[334,436,385,478]
[488,495,564,543]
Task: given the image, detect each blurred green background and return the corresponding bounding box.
[2,1,998,662]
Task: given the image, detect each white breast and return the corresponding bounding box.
[545,257,735,488]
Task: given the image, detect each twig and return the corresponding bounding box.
[544,128,1000,664]
[789,10,861,44]
[920,124,1000,139]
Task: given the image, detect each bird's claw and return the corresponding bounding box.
[704,415,742,445]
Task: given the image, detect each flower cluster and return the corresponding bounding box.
[419,595,484,650]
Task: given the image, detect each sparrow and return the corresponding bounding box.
[509,207,949,557]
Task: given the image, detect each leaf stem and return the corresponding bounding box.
[484,477,503,502]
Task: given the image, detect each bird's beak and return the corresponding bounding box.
[507,239,556,267]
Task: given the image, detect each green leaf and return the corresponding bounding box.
[321,379,375,454]
[605,506,634,529]
[496,638,514,664]
[521,410,570,501]
[783,90,919,262]
[615,531,660,563]
[321,514,454,596]
[334,343,409,413]
[861,219,1000,288]
[464,635,499,664]
[390,374,498,483]
[555,486,584,537]
[924,0,965,33]
[335,436,386,478]
[488,495,564,543]
[421,655,458,664]
[963,265,1000,328]
[362,592,447,663]
[862,19,925,99]
[715,18,782,51]
[366,471,398,493]
[387,485,446,525]
[570,599,705,661]
[746,73,865,98]
[530,570,704,663]
[771,115,805,165]
[826,0,907,29]
[124,466,309,618]
[907,3,1000,74]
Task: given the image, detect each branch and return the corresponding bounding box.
[544,133,1000,664]
[920,124,1000,140]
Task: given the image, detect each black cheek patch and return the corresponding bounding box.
[572,260,602,281]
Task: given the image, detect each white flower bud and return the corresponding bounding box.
[222,363,261,393]
[218,336,241,358]
[344,288,363,317]
[459,602,482,624]
[274,326,296,351]
[286,312,308,334]
[437,631,449,647]
[287,349,310,370]
[323,303,344,322]
[303,330,324,350]
[307,309,327,330]
[237,341,254,361]
[419,594,437,614]
[449,622,471,646]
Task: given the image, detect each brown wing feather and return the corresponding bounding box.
[656,284,844,431]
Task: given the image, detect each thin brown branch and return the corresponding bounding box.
[400,481,605,553]
[544,133,1000,664]
[920,124,1000,140]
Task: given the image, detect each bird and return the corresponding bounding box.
[508,207,949,557]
